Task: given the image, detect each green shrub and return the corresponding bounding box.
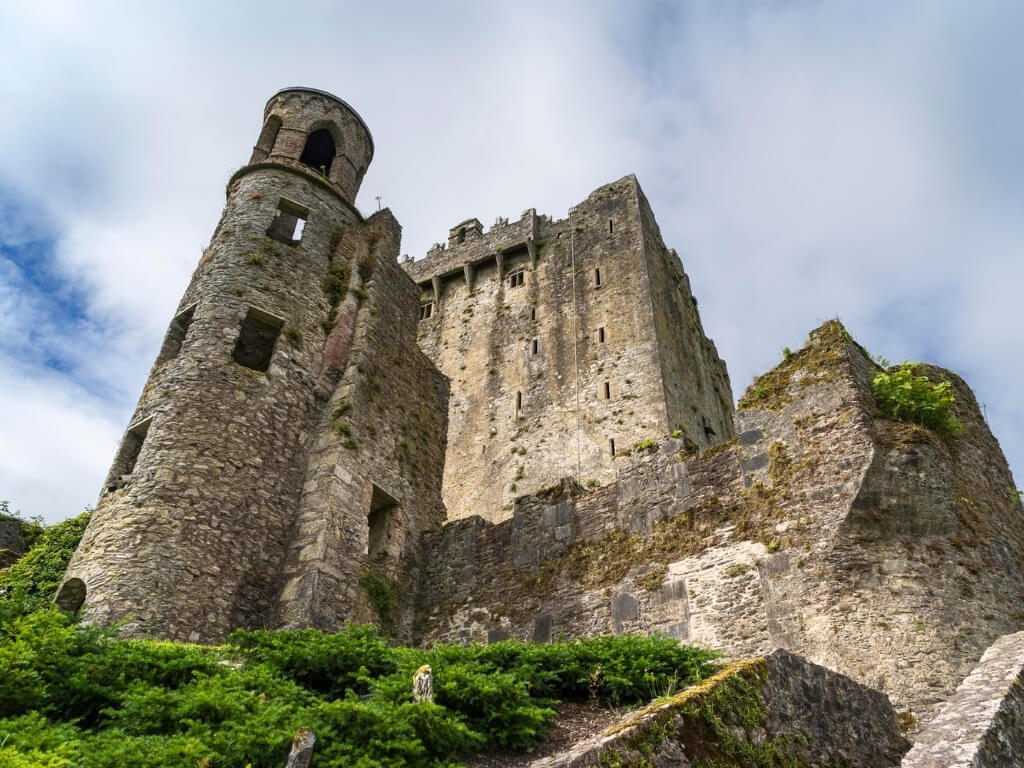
[872,363,964,438]
[228,625,395,698]
[0,512,90,621]
[0,612,718,766]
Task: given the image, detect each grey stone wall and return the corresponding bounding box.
[903,631,1024,768]
[59,90,446,644]
[533,649,910,768]
[273,210,449,642]
[404,175,733,524]
[416,321,1024,721]
[0,517,23,555]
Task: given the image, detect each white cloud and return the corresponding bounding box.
[0,0,1020,522]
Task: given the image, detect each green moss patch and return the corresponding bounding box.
[738,320,850,412]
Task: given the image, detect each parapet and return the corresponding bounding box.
[246,87,375,206]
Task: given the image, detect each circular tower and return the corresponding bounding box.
[59,89,375,642]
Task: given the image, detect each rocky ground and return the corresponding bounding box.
[462,701,624,768]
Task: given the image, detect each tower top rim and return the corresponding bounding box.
[266,87,375,158]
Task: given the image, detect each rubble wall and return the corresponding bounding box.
[417,321,1024,720]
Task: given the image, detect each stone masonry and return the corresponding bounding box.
[52,88,1024,750]
[404,177,733,523]
[902,631,1024,768]
[533,650,910,768]
[414,322,1024,722]
[58,89,446,643]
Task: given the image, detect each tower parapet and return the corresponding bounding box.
[246,87,374,206]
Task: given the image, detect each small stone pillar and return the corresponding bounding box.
[285,727,315,768]
[413,664,434,703]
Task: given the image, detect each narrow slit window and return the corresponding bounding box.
[597,327,606,343]
[609,438,616,456]
[531,339,539,355]
[608,219,614,234]
[267,199,309,245]
[509,270,525,288]
[595,268,602,287]
[515,391,523,416]
[530,308,536,321]
[603,381,611,400]
[419,302,435,320]
[156,304,197,364]
[367,485,399,561]
[233,307,284,372]
[105,417,152,492]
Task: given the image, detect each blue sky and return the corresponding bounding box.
[0,0,1020,522]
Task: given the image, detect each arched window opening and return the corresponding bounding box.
[256,115,282,154]
[299,129,336,176]
[56,578,86,613]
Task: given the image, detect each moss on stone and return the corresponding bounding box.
[737,320,850,411]
[595,658,808,768]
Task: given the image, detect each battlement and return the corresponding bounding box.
[403,175,636,289]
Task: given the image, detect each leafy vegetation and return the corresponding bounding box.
[0,514,718,767]
[872,363,964,439]
[0,613,717,767]
[0,511,90,621]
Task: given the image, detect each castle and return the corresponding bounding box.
[58,89,1024,730]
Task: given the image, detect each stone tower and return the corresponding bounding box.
[404,175,734,523]
[58,88,449,643]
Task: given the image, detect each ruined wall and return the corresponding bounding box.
[57,89,399,643]
[416,321,1024,721]
[903,631,1024,768]
[273,210,448,642]
[405,175,733,523]
[535,651,909,768]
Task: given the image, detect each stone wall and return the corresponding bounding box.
[416,321,1024,720]
[903,631,1024,768]
[533,649,910,768]
[59,89,446,644]
[404,175,733,524]
[0,517,24,567]
[273,210,448,642]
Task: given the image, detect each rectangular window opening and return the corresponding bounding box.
[603,381,611,400]
[530,308,536,321]
[608,219,614,234]
[105,417,152,492]
[233,307,284,372]
[515,390,523,417]
[595,267,602,287]
[609,438,616,457]
[367,485,400,561]
[156,304,197,364]
[419,302,435,320]
[267,198,310,245]
[597,327,606,343]
[509,270,525,288]
[531,339,539,355]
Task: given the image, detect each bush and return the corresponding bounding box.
[0,611,718,766]
[872,363,964,438]
[0,511,90,621]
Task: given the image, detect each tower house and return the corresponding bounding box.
[404,175,734,523]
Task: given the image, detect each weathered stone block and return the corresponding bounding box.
[531,649,910,768]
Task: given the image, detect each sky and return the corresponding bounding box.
[0,0,1020,523]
